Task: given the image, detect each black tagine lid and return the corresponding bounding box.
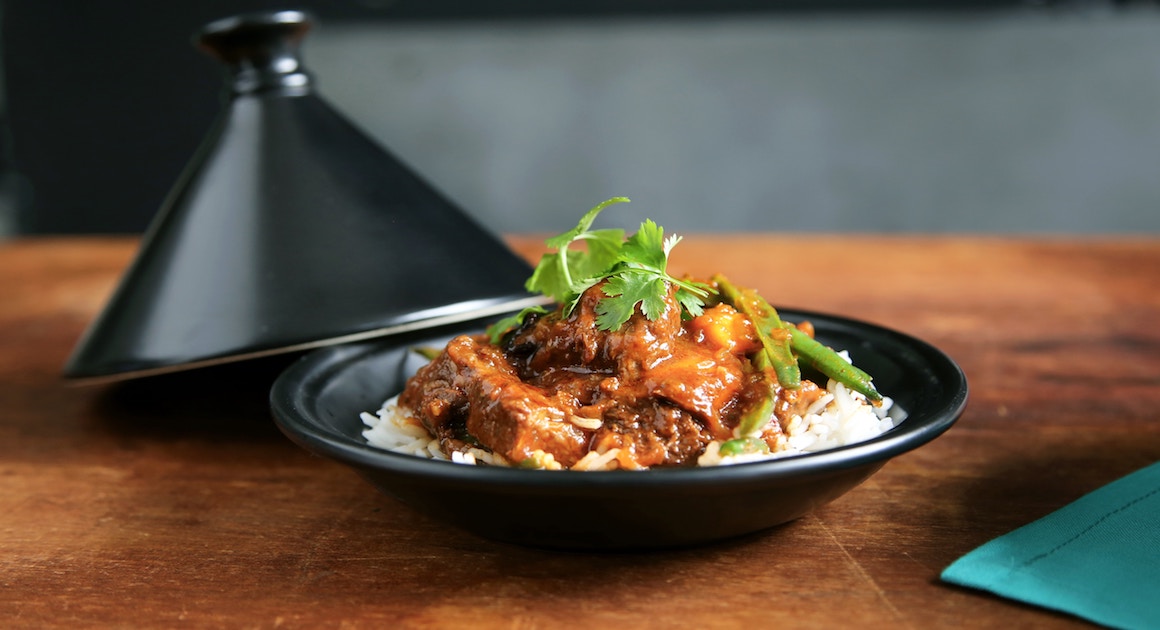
[63,10,541,384]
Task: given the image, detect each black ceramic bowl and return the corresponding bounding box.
[270,309,967,550]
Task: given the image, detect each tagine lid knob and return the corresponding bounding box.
[196,10,313,95]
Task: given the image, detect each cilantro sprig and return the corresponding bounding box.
[487,197,712,342]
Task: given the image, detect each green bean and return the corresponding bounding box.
[713,275,801,389]
[736,389,776,437]
[718,437,771,457]
[783,324,882,403]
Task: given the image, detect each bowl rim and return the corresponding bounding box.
[269,307,968,489]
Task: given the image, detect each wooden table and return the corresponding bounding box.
[2,235,1157,628]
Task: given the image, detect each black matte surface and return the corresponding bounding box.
[63,11,534,381]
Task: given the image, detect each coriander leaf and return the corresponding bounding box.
[569,228,625,292]
[566,275,602,309]
[525,197,630,308]
[676,286,708,318]
[637,276,671,321]
[544,197,628,251]
[620,219,668,271]
[498,196,717,338]
[595,271,669,330]
[524,252,569,304]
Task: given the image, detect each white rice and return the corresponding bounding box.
[361,351,904,469]
[360,400,511,467]
[695,379,902,466]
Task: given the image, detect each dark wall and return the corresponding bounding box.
[3,1,285,233]
[0,0,1085,234]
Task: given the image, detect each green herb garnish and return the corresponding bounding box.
[489,197,713,342]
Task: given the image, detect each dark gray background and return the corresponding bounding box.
[2,2,1158,237]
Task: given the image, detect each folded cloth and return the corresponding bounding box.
[942,461,1160,630]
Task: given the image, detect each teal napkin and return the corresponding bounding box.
[942,461,1160,630]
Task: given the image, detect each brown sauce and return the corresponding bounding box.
[398,280,826,469]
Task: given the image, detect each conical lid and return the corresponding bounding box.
[64,10,541,384]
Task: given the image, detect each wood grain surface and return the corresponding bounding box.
[1,235,1157,628]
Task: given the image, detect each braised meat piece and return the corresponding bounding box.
[506,282,752,433]
[399,280,817,469]
[398,334,590,466]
